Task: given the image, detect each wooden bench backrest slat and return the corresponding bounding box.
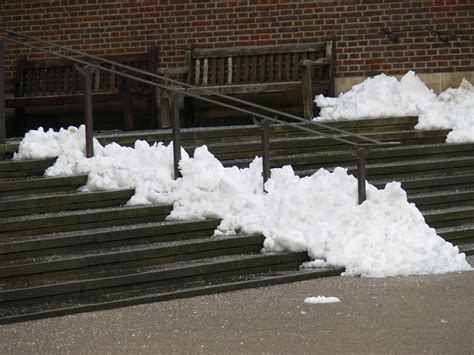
[185,41,334,99]
[17,47,158,98]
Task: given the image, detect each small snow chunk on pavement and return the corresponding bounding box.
[304,296,341,304]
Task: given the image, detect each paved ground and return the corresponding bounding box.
[1,255,473,354]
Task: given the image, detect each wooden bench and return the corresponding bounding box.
[6,46,158,133]
[158,40,334,127]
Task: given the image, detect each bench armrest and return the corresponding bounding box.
[300,58,332,66]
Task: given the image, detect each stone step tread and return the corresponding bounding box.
[458,242,474,255]
[0,219,220,251]
[223,143,474,165]
[0,158,56,171]
[0,234,263,270]
[190,129,449,149]
[0,204,171,224]
[370,171,474,186]
[436,224,474,234]
[0,267,344,324]
[0,252,308,297]
[409,188,474,199]
[422,205,474,216]
[0,175,88,195]
[0,188,134,204]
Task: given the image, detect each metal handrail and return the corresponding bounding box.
[0,29,400,203]
[1,28,387,146]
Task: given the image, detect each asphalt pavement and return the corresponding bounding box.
[1,255,473,354]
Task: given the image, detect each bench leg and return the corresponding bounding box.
[183,96,194,127]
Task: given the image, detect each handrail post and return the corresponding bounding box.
[352,147,369,205]
[0,39,6,144]
[253,117,271,190]
[170,91,182,179]
[261,118,271,187]
[76,65,95,158]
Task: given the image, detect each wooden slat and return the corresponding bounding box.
[284,53,291,81]
[235,56,240,84]
[218,57,225,85]
[251,56,257,83]
[276,53,282,81]
[243,56,249,82]
[210,58,217,85]
[195,59,201,85]
[110,64,116,90]
[94,69,101,93]
[203,59,208,85]
[258,55,268,83]
[292,53,299,81]
[227,57,232,84]
[268,54,274,82]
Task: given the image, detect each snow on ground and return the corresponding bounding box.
[13,128,472,277]
[304,296,341,304]
[314,71,474,143]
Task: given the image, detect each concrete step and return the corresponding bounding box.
[296,156,474,180]
[423,206,474,229]
[200,129,448,160]
[370,172,474,194]
[436,224,474,246]
[224,143,474,170]
[0,175,88,198]
[0,219,220,261]
[0,204,173,238]
[0,234,266,279]
[0,267,344,324]
[0,158,56,178]
[0,252,310,301]
[0,189,135,217]
[96,117,419,147]
[408,189,474,210]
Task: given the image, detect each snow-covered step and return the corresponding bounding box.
[0,189,135,217]
[0,234,265,279]
[0,219,220,261]
[0,158,56,178]
[0,204,173,238]
[0,252,309,301]
[0,175,88,197]
[0,267,344,325]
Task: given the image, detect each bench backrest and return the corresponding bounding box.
[185,41,334,88]
[15,47,158,97]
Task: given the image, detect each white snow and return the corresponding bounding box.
[314,71,474,143]
[304,296,341,304]
[13,127,472,278]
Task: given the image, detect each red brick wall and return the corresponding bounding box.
[1,0,473,91]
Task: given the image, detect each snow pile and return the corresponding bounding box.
[314,71,436,121]
[314,72,474,143]
[304,296,341,304]
[13,127,472,277]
